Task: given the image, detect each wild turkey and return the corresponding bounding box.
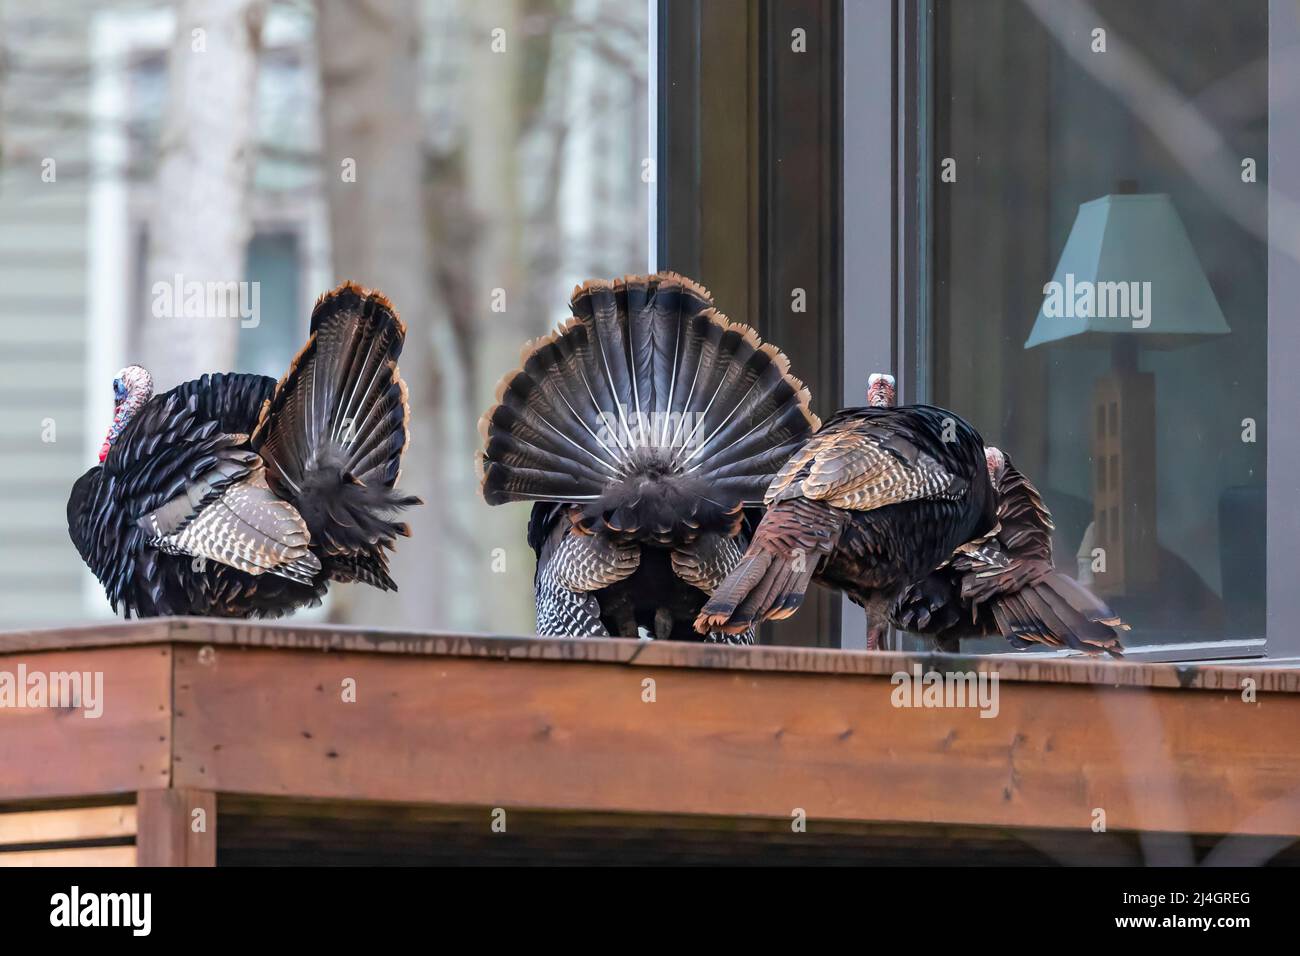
[67,282,420,618]
[892,444,1127,655]
[863,374,1126,653]
[694,374,998,647]
[477,272,819,643]
[697,372,1127,655]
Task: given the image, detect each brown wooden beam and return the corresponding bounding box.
[0,846,136,867]
[170,642,1300,837]
[0,804,136,847]
[3,622,1298,843]
[0,645,172,801]
[2,618,1293,692]
[136,789,216,867]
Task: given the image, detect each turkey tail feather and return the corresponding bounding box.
[693,548,819,635]
[990,569,1127,656]
[478,272,820,543]
[694,498,841,634]
[252,281,420,564]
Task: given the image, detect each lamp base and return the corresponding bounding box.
[1091,364,1157,598]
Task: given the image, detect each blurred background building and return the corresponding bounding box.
[0,0,649,634]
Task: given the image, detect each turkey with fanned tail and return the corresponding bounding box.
[67,282,421,618]
[477,272,819,643]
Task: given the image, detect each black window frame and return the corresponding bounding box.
[657,0,844,649]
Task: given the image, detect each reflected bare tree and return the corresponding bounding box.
[142,0,267,387]
[316,0,444,627]
[1021,0,1299,262]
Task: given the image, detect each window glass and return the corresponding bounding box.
[238,232,302,380]
[926,0,1267,650]
[0,0,649,631]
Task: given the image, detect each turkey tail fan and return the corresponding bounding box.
[477,272,820,543]
[987,571,1128,657]
[252,281,421,562]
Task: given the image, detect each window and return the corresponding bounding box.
[919,0,1268,656]
[238,232,303,379]
[663,0,1292,657]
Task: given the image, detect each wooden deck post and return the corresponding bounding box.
[136,789,216,867]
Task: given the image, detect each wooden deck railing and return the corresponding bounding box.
[1,618,1298,864]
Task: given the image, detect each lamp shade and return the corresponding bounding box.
[1024,193,1230,349]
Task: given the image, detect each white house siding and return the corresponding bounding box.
[0,3,99,626]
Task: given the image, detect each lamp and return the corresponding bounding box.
[1024,186,1229,598]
